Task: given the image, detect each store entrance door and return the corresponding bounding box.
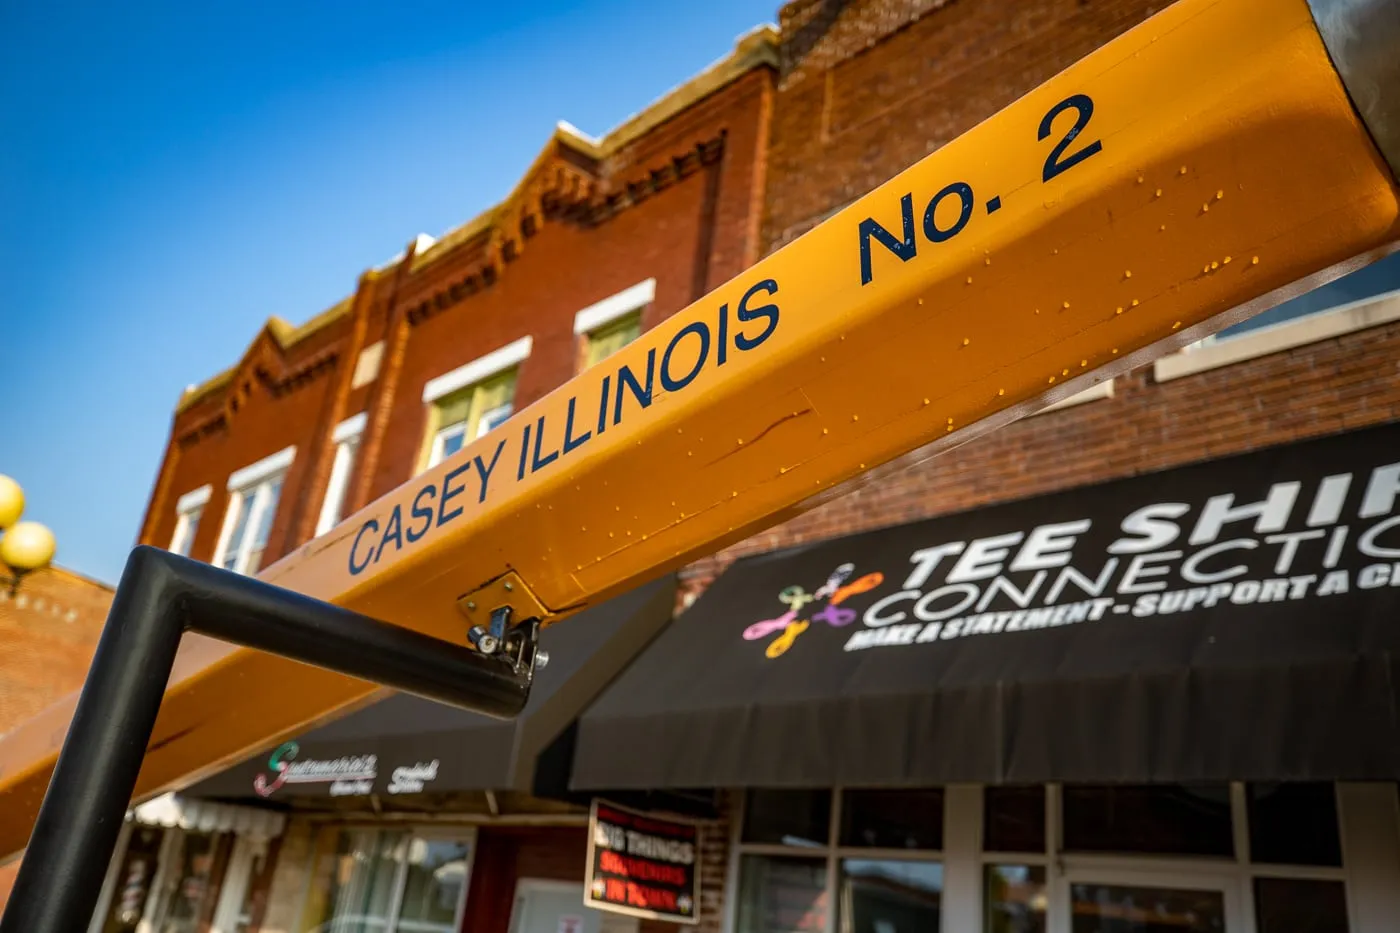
[1058,869,1244,933]
[508,881,602,933]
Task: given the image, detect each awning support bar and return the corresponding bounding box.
[0,546,536,933]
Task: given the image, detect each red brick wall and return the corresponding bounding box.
[460,826,588,932]
[670,0,1400,598]
[0,566,112,733]
[141,315,351,573]
[679,319,1400,599]
[136,66,774,572]
[763,0,1168,251]
[0,566,113,913]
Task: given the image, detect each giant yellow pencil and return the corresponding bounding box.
[0,0,1397,862]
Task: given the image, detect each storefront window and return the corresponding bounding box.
[300,828,474,933]
[984,787,1046,854]
[840,859,942,933]
[321,830,403,932]
[1068,882,1225,933]
[394,838,473,933]
[742,790,832,848]
[984,865,1047,933]
[734,791,945,933]
[736,855,829,933]
[738,784,1358,933]
[159,831,232,933]
[1253,878,1350,933]
[840,789,943,850]
[1247,784,1342,867]
[101,826,166,933]
[1062,785,1233,857]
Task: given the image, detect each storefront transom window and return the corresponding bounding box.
[732,784,1353,933]
[299,827,475,933]
[734,788,945,933]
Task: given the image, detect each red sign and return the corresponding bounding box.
[585,799,700,924]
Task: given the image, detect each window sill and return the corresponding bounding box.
[1153,288,1400,383]
[1034,380,1115,415]
[422,336,532,403]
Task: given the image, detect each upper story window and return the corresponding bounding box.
[420,336,531,471]
[1156,253,1400,383]
[214,446,295,575]
[315,412,366,537]
[574,279,654,372]
[169,485,211,557]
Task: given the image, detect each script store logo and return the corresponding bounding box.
[253,741,378,798]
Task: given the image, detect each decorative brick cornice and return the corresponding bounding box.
[176,332,340,446]
[170,25,775,421]
[405,134,726,329]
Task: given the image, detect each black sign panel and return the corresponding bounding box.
[585,799,700,924]
[572,421,1400,789]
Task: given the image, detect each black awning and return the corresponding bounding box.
[571,422,1400,790]
[188,574,676,803]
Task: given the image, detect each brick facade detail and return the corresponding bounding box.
[137,52,777,576]
[763,0,1165,252]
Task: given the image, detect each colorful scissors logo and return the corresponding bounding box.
[743,563,884,658]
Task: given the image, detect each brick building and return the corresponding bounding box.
[0,565,114,907]
[27,0,1400,931]
[73,28,780,933]
[567,5,1400,933]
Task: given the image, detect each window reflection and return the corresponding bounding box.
[395,839,472,932]
[1063,785,1233,857]
[839,859,942,933]
[1253,878,1350,933]
[736,855,829,933]
[1070,883,1225,933]
[985,865,1046,933]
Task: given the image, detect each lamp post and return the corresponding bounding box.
[0,475,57,596]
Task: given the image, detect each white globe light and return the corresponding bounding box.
[0,475,23,530]
[0,521,57,572]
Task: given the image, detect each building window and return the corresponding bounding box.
[733,789,943,933]
[977,785,1351,933]
[574,279,654,373]
[300,827,475,933]
[420,337,531,471]
[315,413,366,537]
[1202,253,1400,345]
[214,447,294,575]
[582,312,642,370]
[1061,784,1234,858]
[1154,255,1400,383]
[169,485,211,557]
[425,369,517,469]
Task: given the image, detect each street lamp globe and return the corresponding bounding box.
[0,474,23,529]
[0,521,57,573]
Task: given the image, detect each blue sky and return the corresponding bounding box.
[1,0,776,584]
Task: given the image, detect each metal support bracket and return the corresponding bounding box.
[467,605,548,678]
[0,546,538,933]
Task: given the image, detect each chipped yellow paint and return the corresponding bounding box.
[2,0,1399,859]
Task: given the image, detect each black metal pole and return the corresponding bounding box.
[0,546,537,933]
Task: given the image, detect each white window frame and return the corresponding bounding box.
[315,413,366,537]
[421,336,532,406]
[572,279,656,335]
[213,446,295,575]
[1034,380,1115,415]
[422,338,529,471]
[302,824,477,933]
[726,787,947,933]
[1154,287,1400,383]
[169,485,211,557]
[726,782,1384,933]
